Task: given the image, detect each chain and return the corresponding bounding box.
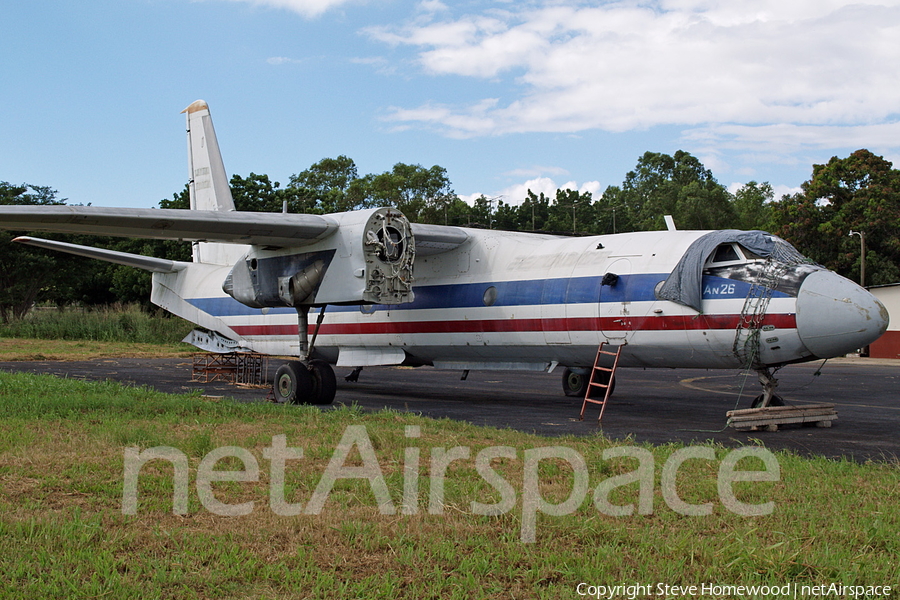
[732,258,788,369]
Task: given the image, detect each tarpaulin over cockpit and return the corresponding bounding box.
[655,230,788,313]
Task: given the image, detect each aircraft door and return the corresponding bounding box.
[599,258,632,341]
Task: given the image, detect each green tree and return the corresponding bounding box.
[0,181,162,310]
[732,181,774,231]
[288,155,368,213]
[366,163,456,223]
[603,151,736,231]
[443,196,483,228]
[0,182,66,321]
[492,198,520,231]
[771,149,900,285]
[545,188,595,234]
[230,172,286,213]
[518,191,551,232]
[159,184,190,210]
[0,182,63,207]
[457,195,495,228]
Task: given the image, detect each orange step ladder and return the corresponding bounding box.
[579,342,624,422]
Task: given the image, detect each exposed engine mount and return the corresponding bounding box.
[361,208,415,305]
[222,207,416,308]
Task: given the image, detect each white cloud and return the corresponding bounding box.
[771,184,803,201]
[460,176,603,207]
[216,0,363,18]
[368,0,900,148]
[350,55,397,75]
[686,122,900,153]
[417,0,448,15]
[267,56,305,65]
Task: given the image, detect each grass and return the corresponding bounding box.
[1,371,898,599]
[0,304,194,345]
[0,337,193,361]
[0,305,195,360]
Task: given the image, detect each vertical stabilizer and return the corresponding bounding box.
[182,101,246,265]
[183,100,236,212]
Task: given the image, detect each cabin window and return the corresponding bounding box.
[483,286,498,306]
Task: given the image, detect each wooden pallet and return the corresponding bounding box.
[726,403,837,432]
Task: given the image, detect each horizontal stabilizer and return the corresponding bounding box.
[0,206,338,247]
[13,236,187,273]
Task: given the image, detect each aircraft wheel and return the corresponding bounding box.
[563,368,615,398]
[308,359,337,405]
[593,372,616,399]
[751,394,785,409]
[274,361,314,404]
[562,369,587,397]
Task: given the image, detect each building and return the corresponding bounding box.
[868,283,900,359]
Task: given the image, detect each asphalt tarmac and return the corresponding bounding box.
[2,356,897,462]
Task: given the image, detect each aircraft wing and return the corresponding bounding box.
[0,205,338,247]
[0,205,468,253]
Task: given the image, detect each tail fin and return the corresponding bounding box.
[182,100,247,265]
[183,100,236,212]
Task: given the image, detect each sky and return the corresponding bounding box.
[3,0,900,210]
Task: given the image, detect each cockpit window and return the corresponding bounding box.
[711,244,740,264]
[707,243,768,267]
[742,247,765,261]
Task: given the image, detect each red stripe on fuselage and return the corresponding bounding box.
[230,314,797,337]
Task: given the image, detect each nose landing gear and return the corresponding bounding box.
[751,367,784,408]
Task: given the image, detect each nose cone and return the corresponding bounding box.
[796,270,889,359]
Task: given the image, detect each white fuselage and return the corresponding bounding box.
[153,227,816,372]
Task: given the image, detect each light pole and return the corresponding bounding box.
[849,230,866,287]
[559,204,577,234]
[485,195,502,230]
[608,206,621,234]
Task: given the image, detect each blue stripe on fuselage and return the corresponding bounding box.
[186,273,788,317]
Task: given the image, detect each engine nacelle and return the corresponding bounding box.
[222,207,415,308]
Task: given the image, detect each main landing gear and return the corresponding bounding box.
[273,305,337,405]
[562,367,615,398]
[274,359,337,405]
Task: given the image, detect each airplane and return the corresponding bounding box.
[0,101,889,410]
